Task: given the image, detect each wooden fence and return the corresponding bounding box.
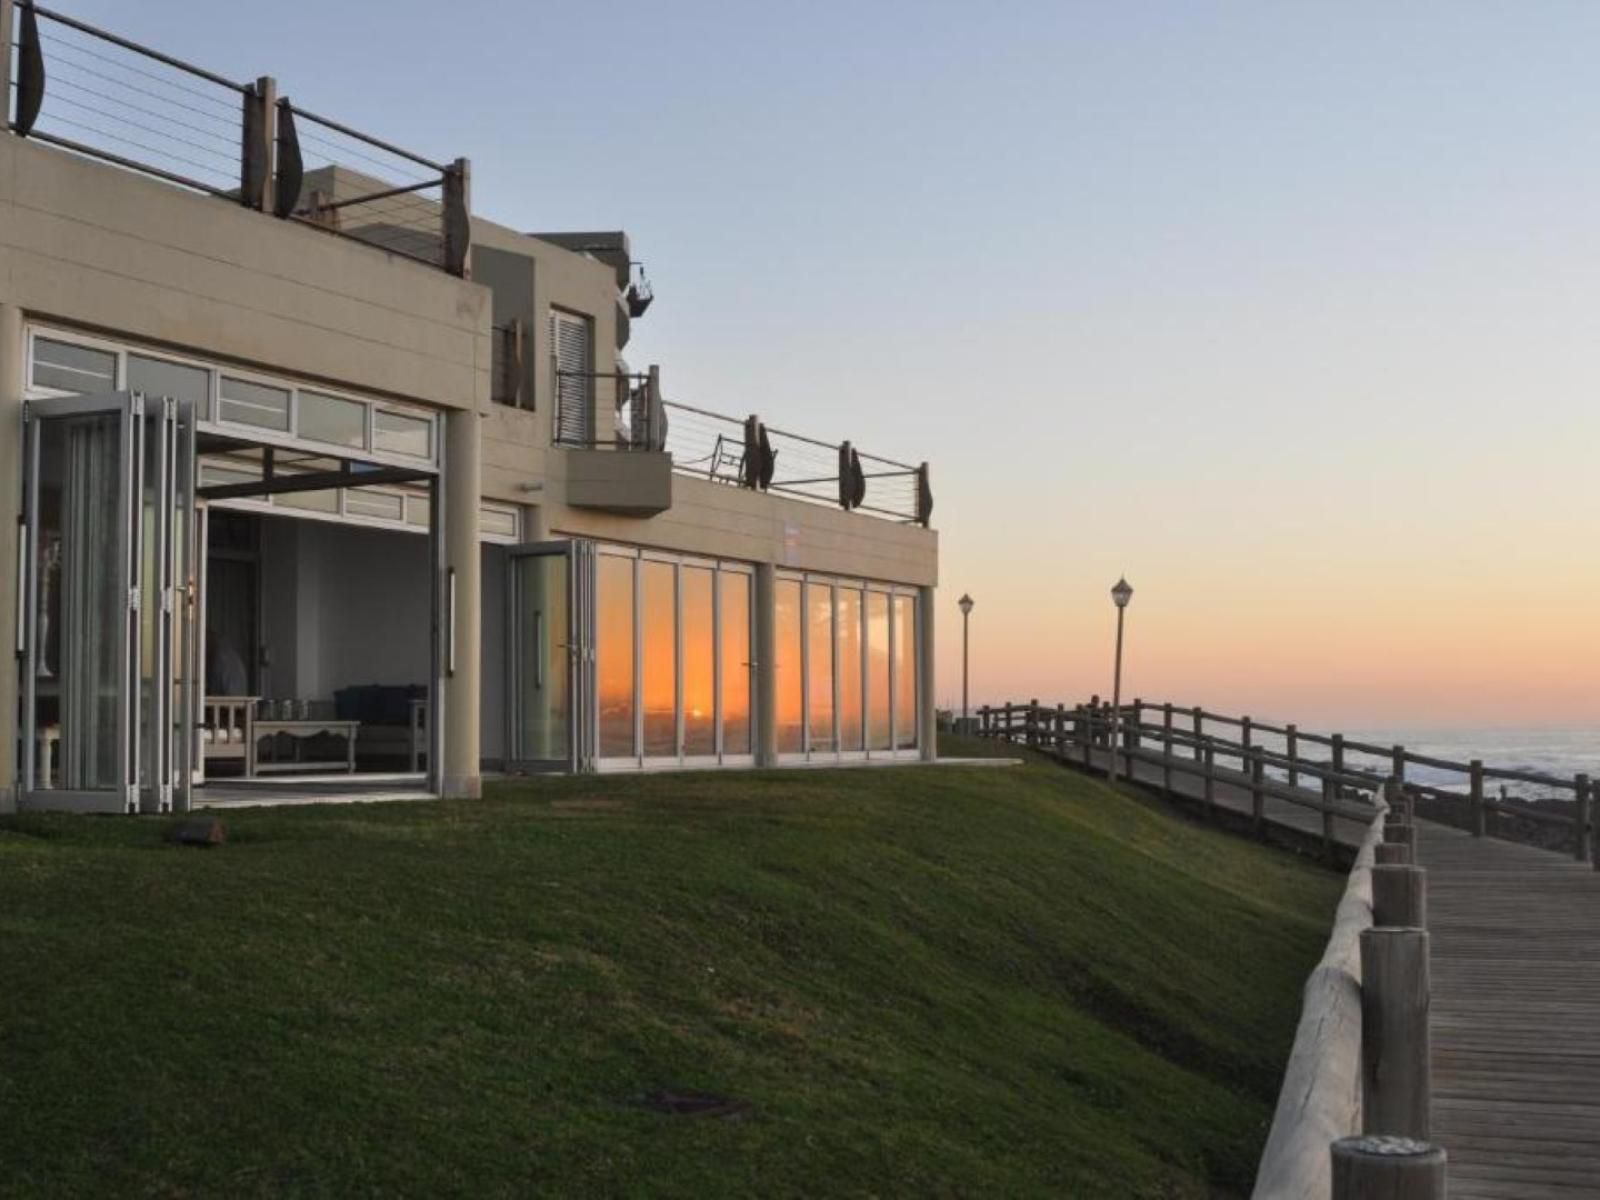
[976,698,1598,865]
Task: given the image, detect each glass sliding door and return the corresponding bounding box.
[682,566,716,759]
[20,393,190,813]
[597,553,637,761]
[720,571,753,758]
[866,591,892,753]
[640,560,678,761]
[508,543,572,770]
[807,582,836,757]
[775,578,803,755]
[838,587,864,754]
[894,593,918,752]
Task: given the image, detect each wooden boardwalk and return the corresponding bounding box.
[1060,742,1600,1194]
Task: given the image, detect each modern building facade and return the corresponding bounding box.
[0,2,938,813]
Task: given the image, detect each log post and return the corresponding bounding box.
[1392,743,1406,784]
[1054,703,1066,757]
[1286,722,1299,789]
[1203,743,1216,820]
[1080,706,1093,768]
[1372,864,1427,929]
[1089,695,1100,746]
[1330,1136,1446,1199]
[1575,773,1590,864]
[1331,733,1346,798]
[1027,698,1039,748]
[1470,759,1486,837]
[979,705,989,738]
[1131,698,1143,750]
[1376,842,1412,866]
[1360,927,1431,1139]
[1250,748,1265,835]
[1241,715,1253,773]
[1191,707,1203,762]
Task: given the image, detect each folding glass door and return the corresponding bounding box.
[507,540,595,772]
[19,393,196,812]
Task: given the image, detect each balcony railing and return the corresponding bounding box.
[2,0,470,275]
[662,400,932,526]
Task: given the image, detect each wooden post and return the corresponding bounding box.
[1286,722,1298,788]
[1376,842,1412,866]
[1574,773,1590,864]
[1359,927,1431,1138]
[1241,715,1253,773]
[1203,744,1216,820]
[1331,733,1346,800]
[1330,1136,1446,1199]
[1384,822,1417,859]
[1161,703,1174,796]
[1470,759,1486,837]
[1321,778,1337,862]
[1054,703,1065,757]
[1130,698,1143,750]
[1372,864,1427,929]
[1250,748,1265,835]
[1392,743,1406,784]
[1191,707,1203,762]
[1080,706,1092,768]
[1027,698,1039,748]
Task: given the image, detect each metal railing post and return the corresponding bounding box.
[239,75,276,210]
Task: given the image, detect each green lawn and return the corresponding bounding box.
[0,740,1339,1198]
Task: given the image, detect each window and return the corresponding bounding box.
[219,376,291,432]
[344,490,405,522]
[32,338,116,394]
[128,355,209,416]
[373,409,432,458]
[299,390,366,449]
[551,311,594,443]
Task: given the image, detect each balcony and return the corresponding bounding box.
[2,2,470,275]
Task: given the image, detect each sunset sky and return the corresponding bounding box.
[97,0,1600,728]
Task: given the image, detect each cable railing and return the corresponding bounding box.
[660,399,932,526]
[3,0,470,276]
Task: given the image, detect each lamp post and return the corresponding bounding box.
[1109,577,1133,782]
[958,593,974,727]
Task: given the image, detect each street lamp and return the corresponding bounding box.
[958,593,975,726]
[1109,577,1133,782]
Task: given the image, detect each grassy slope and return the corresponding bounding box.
[0,742,1339,1198]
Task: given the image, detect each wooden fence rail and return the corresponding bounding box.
[975,698,1598,866]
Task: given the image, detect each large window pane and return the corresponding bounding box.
[894,594,918,751]
[299,390,366,449]
[838,588,864,752]
[641,560,677,758]
[219,376,291,432]
[513,553,569,762]
[867,592,891,751]
[775,579,803,754]
[598,554,636,758]
[808,582,835,753]
[373,408,433,458]
[128,355,209,417]
[720,573,752,756]
[682,567,715,757]
[33,338,116,394]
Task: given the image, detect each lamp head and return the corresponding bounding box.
[958,593,974,616]
[1111,577,1133,609]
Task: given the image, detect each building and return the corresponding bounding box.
[0,2,938,813]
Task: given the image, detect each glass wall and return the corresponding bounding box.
[598,546,755,767]
[778,573,920,761]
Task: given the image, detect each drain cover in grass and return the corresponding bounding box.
[638,1089,750,1118]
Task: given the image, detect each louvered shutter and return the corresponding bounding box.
[550,311,594,444]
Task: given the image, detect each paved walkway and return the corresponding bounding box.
[1039,739,1600,1196]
